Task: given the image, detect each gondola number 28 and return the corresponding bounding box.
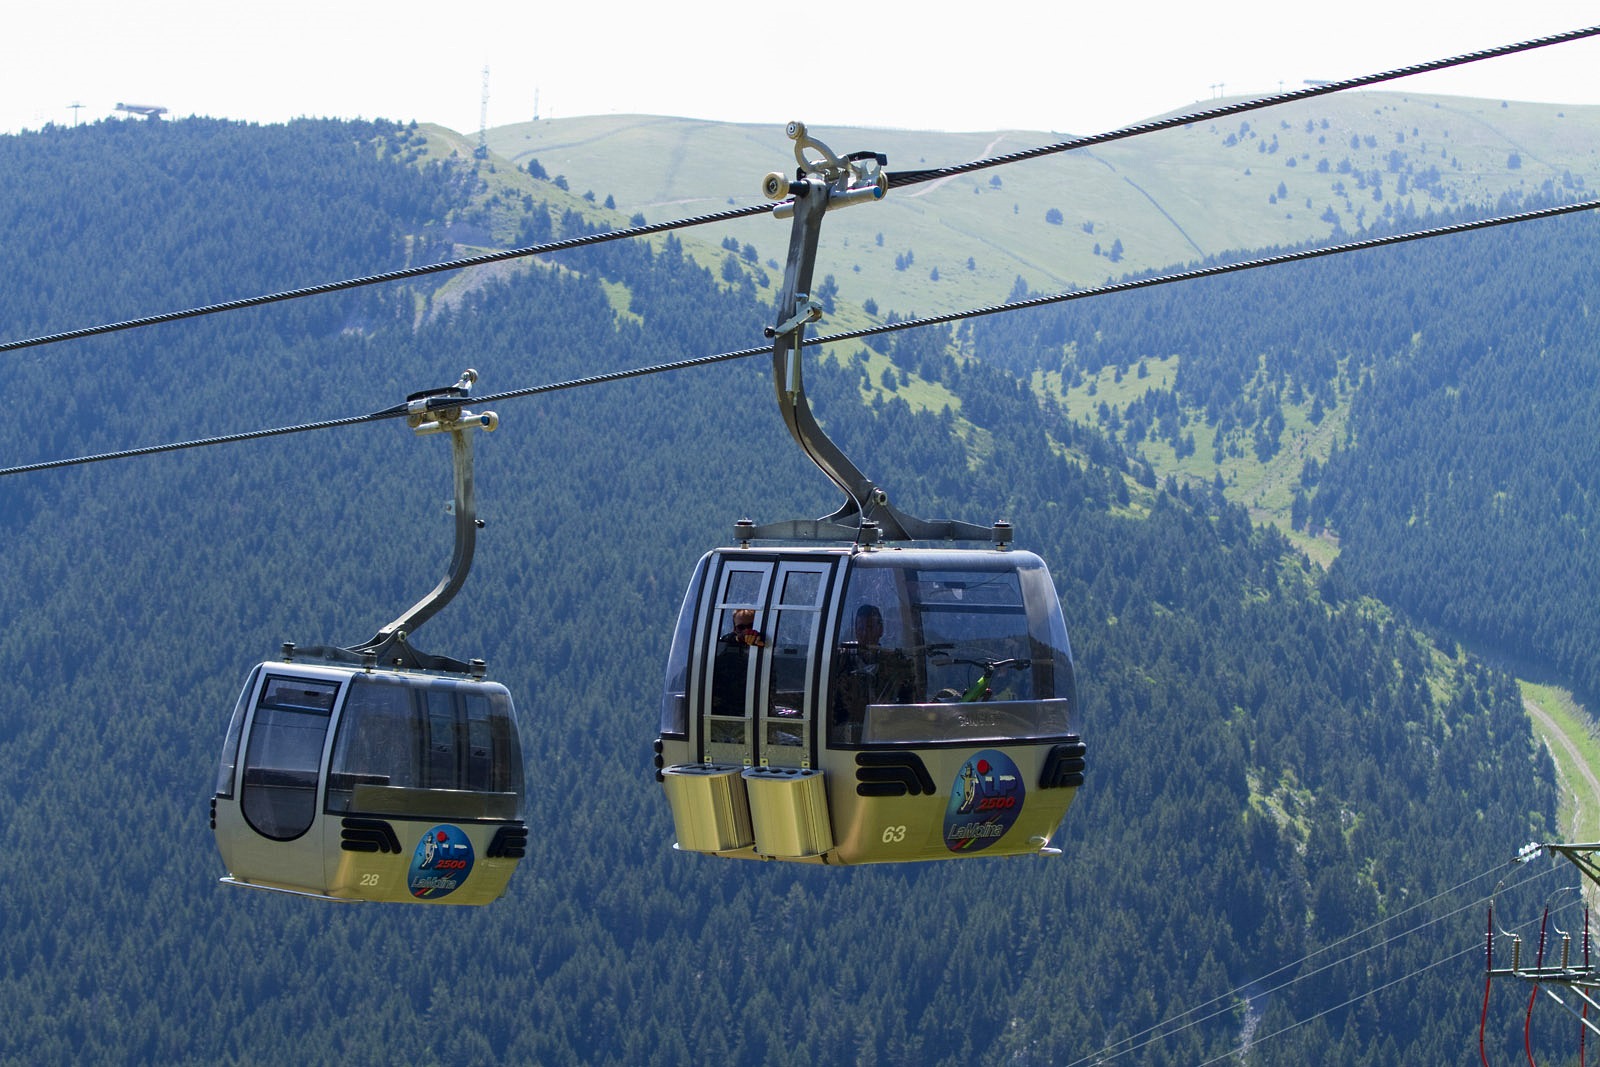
[881,825,908,844]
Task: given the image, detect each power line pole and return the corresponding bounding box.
[1484,843,1600,1060]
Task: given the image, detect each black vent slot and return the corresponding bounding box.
[855,751,937,797]
[1039,739,1087,790]
[340,817,401,854]
[487,824,528,859]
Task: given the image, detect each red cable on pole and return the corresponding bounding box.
[1483,904,1495,1067]
[1582,908,1590,1067]
[1528,907,1551,1067]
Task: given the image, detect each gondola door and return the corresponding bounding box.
[755,559,840,771]
[696,553,839,770]
[700,558,774,767]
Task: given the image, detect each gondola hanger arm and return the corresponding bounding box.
[359,369,498,658]
[745,122,1008,546]
[282,369,499,674]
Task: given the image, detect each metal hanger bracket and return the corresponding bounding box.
[746,123,1009,546]
[292,369,500,673]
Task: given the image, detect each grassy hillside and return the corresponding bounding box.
[479,91,1600,315]
[1523,681,1600,844]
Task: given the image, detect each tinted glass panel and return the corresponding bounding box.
[759,563,832,761]
[706,563,771,728]
[326,676,418,807]
[831,568,924,744]
[778,569,820,605]
[723,568,764,605]
[863,698,1073,744]
[466,698,493,792]
[240,674,338,841]
[832,553,1076,745]
[766,607,814,716]
[911,569,1049,709]
[426,689,458,789]
[328,675,524,818]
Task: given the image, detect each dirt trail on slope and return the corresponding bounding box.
[905,135,1012,198]
[1525,696,1600,844]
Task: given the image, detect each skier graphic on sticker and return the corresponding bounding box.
[943,749,1024,852]
[407,824,475,899]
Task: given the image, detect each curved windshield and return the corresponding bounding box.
[327,674,525,820]
[659,553,709,737]
[862,698,1072,744]
[215,666,261,799]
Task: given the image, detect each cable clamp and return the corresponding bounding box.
[413,409,498,436]
[765,296,822,339]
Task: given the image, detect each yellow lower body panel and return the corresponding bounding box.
[661,764,754,853]
[743,767,834,859]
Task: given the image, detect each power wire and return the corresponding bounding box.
[1069,859,1560,1066]
[1197,887,1589,1066]
[1197,940,1482,1066]
[2,25,1594,358]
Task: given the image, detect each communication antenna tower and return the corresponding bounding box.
[476,65,490,159]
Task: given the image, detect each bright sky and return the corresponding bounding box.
[4,3,1600,138]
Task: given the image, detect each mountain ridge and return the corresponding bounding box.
[472,90,1600,314]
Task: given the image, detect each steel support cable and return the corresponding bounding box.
[5,195,1596,480]
[0,409,403,477]
[1194,894,1590,1067]
[0,345,764,478]
[884,24,1600,190]
[3,26,1595,359]
[794,196,1600,350]
[1068,860,1559,1067]
[0,201,773,356]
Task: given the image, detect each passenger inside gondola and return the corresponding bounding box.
[831,602,916,743]
[711,608,762,717]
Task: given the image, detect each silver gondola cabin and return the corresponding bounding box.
[653,126,1085,864]
[211,373,528,903]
